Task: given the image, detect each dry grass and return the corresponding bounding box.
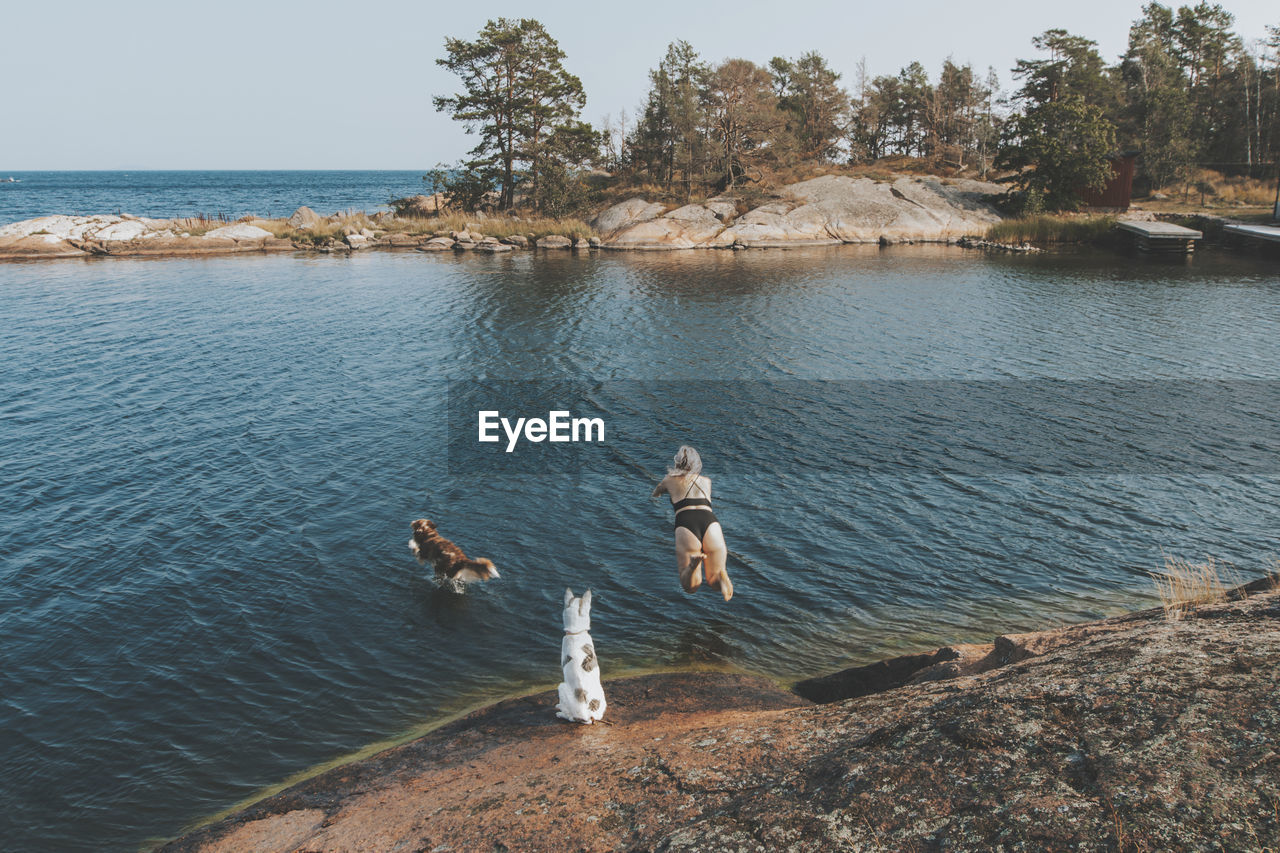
[590,178,710,208]
[1150,555,1242,620]
[252,219,299,240]
[986,214,1117,244]
[385,213,595,240]
[1146,168,1278,210]
[250,210,596,245]
[170,215,234,237]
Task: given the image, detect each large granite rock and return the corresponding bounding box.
[0,232,90,257]
[0,214,128,241]
[0,214,174,256]
[588,197,666,237]
[0,213,296,258]
[203,223,273,242]
[287,206,322,229]
[600,175,1004,249]
[605,203,728,249]
[158,581,1280,853]
[86,219,151,241]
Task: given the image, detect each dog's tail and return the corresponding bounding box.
[455,557,499,582]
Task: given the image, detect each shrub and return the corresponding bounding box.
[1150,555,1239,620]
[986,214,1116,244]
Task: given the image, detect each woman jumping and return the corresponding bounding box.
[651,445,733,601]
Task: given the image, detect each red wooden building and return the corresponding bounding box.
[1080,152,1138,210]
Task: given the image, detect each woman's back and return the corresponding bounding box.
[667,474,711,508]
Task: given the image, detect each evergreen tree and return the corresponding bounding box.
[1120,3,1194,189]
[895,62,934,157]
[434,18,588,211]
[998,30,1118,210]
[1172,2,1242,162]
[707,58,787,189]
[849,73,900,161]
[629,41,712,196]
[769,51,849,162]
[931,59,996,169]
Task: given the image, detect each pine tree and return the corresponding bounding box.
[629,41,712,197]
[434,18,589,211]
[1120,3,1194,190]
[770,51,849,162]
[707,59,787,189]
[998,30,1119,210]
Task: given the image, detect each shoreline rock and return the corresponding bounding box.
[0,214,294,259]
[158,578,1280,852]
[955,234,1041,253]
[0,174,1008,261]
[591,175,1005,250]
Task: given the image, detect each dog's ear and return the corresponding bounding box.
[564,587,574,606]
[579,589,592,615]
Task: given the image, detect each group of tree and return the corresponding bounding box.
[1116,2,1278,191]
[432,6,1279,214]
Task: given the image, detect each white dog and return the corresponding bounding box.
[555,588,606,724]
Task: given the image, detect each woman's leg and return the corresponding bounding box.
[701,523,733,601]
[674,527,704,593]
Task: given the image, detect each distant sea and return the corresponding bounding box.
[0,171,431,225]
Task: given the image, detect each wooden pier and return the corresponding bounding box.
[1223,222,1280,250]
[1116,220,1203,255]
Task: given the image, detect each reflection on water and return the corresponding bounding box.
[1,246,1278,851]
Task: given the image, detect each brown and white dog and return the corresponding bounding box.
[409,519,500,582]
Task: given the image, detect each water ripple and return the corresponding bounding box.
[1,247,1279,851]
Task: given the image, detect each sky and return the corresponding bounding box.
[1,0,1275,170]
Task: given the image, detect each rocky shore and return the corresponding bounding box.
[0,175,1005,260]
[160,579,1279,852]
[590,175,1003,249]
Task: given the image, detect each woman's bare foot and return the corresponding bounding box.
[718,569,733,601]
[704,566,733,602]
[681,555,704,593]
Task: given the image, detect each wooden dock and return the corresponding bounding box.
[1116,220,1203,255]
[1223,222,1280,248]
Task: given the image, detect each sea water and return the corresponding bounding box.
[2,245,1278,851]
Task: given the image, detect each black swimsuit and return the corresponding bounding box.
[672,479,718,543]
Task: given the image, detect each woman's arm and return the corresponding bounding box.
[651,475,669,499]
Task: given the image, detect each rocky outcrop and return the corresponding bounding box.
[204,223,273,242]
[595,175,1004,250]
[1,173,1011,260]
[159,580,1280,853]
[0,214,166,243]
[587,197,666,237]
[287,206,321,229]
[394,193,451,217]
[0,214,291,258]
[604,202,728,249]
